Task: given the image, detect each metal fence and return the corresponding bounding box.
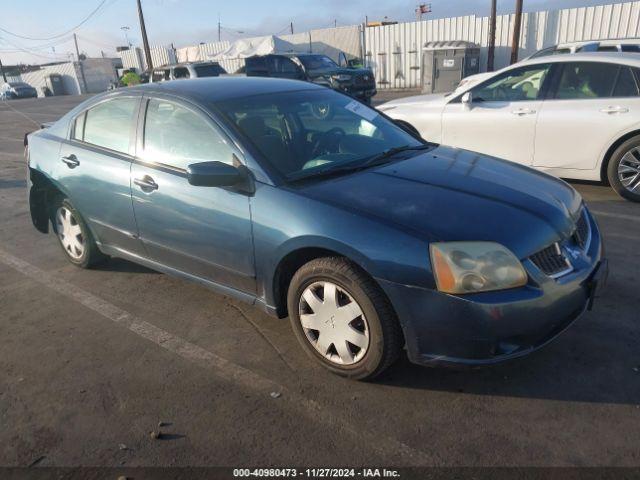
[119,46,177,72]
[365,0,640,89]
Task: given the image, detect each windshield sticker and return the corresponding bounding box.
[344,100,378,122]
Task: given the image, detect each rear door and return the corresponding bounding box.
[533,61,640,171]
[56,95,143,255]
[442,63,552,166]
[130,96,255,293]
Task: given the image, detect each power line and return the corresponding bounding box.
[0,35,75,53]
[0,0,108,41]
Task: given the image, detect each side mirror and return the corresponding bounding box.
[187,161,244,187]
[461,91,473,108]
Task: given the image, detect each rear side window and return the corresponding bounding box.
[174,67,190,79]
[142,99,235,169]
[78,97,138,153]
[613,67,640,97]
[621,45,640,53]
[245,57,268,75]
[555,63,639,99]
[555,63,617,99]
[194,64,226,77]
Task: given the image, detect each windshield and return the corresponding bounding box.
[298,55,338,70]
[216,89,422,180]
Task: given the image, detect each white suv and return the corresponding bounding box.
[380,53,640,201]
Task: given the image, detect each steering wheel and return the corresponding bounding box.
[310,127,346,158]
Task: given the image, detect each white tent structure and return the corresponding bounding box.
[209,35,308,61]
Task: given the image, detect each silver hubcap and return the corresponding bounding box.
[56,206,85,260]
[298,281,369,366]
[618,148,640,192]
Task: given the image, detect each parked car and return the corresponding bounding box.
[26,77,606,379]
[380,52,640,202]
[454,38,640,94]
[245,53,377,104]
[149,61,227,83]
[1,81,38,99]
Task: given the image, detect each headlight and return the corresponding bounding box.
[430,242,527,294]
[331,74,351,82]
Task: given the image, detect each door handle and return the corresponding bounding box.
[61,154,80,168]
[600,106,629,114]
[134,176,158,192]
[511,108,536,116]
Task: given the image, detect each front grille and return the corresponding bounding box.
[530,243,573,278]
[355,74,374,86]
[572,209,591,250]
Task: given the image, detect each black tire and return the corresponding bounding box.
[607,136,640,202]
[50,197,106,268]
[287,257,403,380]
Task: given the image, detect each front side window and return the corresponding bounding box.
[216,89,421,179]
[80,97,138,153]
[142,99,234,169]
[471,64,550,102]
[555,62,625,99]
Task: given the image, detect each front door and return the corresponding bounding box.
[131,96,256,294]
[56,95,143,255]
[534,61,640,171]
[442,63,552,166]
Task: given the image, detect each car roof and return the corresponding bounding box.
[125,76,322,102]
[556,38,640,48]
[513,51,640,68]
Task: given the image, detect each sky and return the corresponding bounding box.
[0,0,632,66]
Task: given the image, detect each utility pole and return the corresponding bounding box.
[290,22,294,34]
[218,15,221,42]
[73,33,88,93]
[0,56,7,83]
[487,0,497,71]
[137,0,153,70]
[510,0,524,64]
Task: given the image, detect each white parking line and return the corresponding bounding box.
[0,247,432,464]
[591,210,640,223]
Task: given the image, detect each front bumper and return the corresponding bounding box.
[378,211,607,367]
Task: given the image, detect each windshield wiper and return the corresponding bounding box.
[287,144,433,182]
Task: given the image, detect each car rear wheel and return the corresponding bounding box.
[607,136,640,202]
[287,257,402,380]
[51,198,105,268]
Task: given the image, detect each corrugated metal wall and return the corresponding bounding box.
[119,46,177,72]
[21,62,83,97]
[365,0,640,89]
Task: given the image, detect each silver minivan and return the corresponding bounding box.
[149,62,227,83]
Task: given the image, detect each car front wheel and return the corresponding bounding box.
[607,136,640,202]
[287,257,403,380]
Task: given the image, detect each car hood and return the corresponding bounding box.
[292,146,583,259]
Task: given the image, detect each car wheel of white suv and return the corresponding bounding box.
[607,136,640,203]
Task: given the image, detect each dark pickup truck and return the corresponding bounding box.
[245,53,376,104]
